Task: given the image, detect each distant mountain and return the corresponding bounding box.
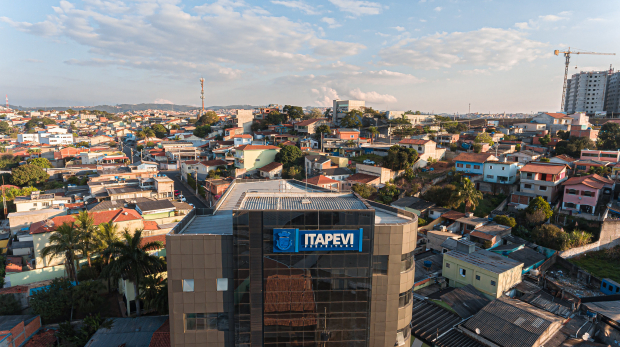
[8,103,258,113]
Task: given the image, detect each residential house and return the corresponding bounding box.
[436,133,459,146]
[442,240,523,299]
[321,167,352,181]
[509,191,538,210]
[135,199,177,220]
[294,118,329,134]
[531,112,573,132]
[181,159,228,181]
[580,149,620,163]
[232,134,253,146]
[232,109,253,134]
[334,128,360,140]
[573,159,610,174]
[561,174,614,214]
[14,191,71,213]
[456,213,489,235]
[397,139,445,161]
[343,173,381,190]
[303,175,340,190]
[514,122,547,132]
[305,155,333,176]
[506,150,541,165]
[453,152,498,179]
[233,144,281,171]
[355,163,403,184]
[519,162,569,203]
[153,175,174,199]
[550,154,576,168]
[482,159,519,184]
[391,197,436,217]
[469,222,512,248]
[204,179,231,202]
[257,162,283,179]
[570,124,599,141]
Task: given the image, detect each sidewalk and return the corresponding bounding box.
[176,175,211,207]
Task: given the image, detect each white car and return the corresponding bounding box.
[189,203,195,208]
[179,196,186,202]
[363,159,375,165]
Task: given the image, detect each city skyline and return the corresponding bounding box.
[2,0,620,112]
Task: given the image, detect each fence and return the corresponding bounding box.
[5,259,88,287]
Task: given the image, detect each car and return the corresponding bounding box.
[179,196,186,202]
[174,190,180,196]
[362,159,375,165]
[189,203,195,208]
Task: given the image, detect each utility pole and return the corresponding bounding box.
[195,168,198,196]
[131,148,134,164]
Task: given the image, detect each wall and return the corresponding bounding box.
[356,163,404,184]
[5,259,88,287]
[327,156,348,168]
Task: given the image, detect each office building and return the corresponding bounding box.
[332,100,365,124]
[166,179,418,347]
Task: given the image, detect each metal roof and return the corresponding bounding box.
[435,329,486,347]
[85,316,169,347]
[445,248,523,274]
[239,193,367,210]
[439,284,491,318]
[410,298,463,344]
[507,247,546,268]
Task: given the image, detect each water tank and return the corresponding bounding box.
[423,260,433,268]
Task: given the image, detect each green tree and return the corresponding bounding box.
[383,145,418,171]
[532,224,566,250]
[526,196,553,220]
[473,144,482,153]
[196,110,219,126]
[137,145,144,151]
[493,215,517,228]
[314,124,331,140]
[305,108,323,119]
[324,108,332,118]
[266,111,286,125]
[275,145,303,167]
[556,130,570,140]
[283,105,304,120]
[588,166,611,175]
[27,157,52,169]
[139,275,169,314]
[368,126,379,142]
[0,121,11,135]
[554,137,595,157]
[75,211,102,267]
[340,110,363,128]
[101,230,165,317]
[30,278,74,322]
[0,154,22,170]
[0,294,21,315]
[597,122,620,150]
[379,183,400,204]
[11,164,49,186]
[351,183,377,199]
[74,280,105,314]
[539,134,551,146]
[41,222,81,281]
[474,132,494,146]
[151,124,168,138]
[193,125,211,138]
[450,178,483,213]
[515,143,521,152]
[75,141,90,148]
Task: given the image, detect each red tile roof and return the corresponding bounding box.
[199,160,228,167]
[520,163,567,175]
[235,145,280,151]
[30,209,142,234]
[441,210,466,220]
[258,162,283,172]
[24,328,57,347]
[148,319,170,347]
[469,231,494,241]
[295,119,323,126]
[562,174,613,189]
[140,234,166,248]
[454,152,496,163]
[303,175,339,185]
[552,154,575,162]
[143,221,160,230]
[398,139,431,145]
[544,112,572,119]
[346,173,380,184]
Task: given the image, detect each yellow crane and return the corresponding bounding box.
[554,48,615,111]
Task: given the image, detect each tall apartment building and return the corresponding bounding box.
[605,71,620,117]
[564,70,608,115]
[332,99,365,124]
[166,179,418,347]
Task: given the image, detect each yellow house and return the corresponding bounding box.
[0,234,8,254]
[234,144,281,171]
[442,240,523,299]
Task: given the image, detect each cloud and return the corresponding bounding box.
[271,1,320,15]
[393,26,405,31]
[3,0,364,79]
[378,27,548,70]
[348,88,397,103]
[328,0,384,16]
[312,87,340,106]
[24,58,44,63]
[419,19,427,23]
[515,11,571,30]
[154,98,173,104]
[321,17,341,28]
[434,7,442,12]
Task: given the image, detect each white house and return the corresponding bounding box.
[40,134,74,145]
[483,160,519,184]
[17,133,40,143]
[233,135,253,146]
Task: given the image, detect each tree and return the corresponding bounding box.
[75,141,90,148]
[0,294,21,315]
[0,121,11,135]
[554,137,595,157]
[379,183,400,204]
[30,278,74,322]
[526,196,553,220]
[368,126,379,143]
[266,111,286,125]
[283,105,304,120]
[137,145,144,151]
[196,110,219,126]
[383,145,418,171]
[532,224,566,250]
[11,164,49,186]
[305,108,323,119]
[151,124,168,138]
[75,211,102,267]
[450,178,483,213]
[597,122,620,150]
[275,145,303,167]
[474,132,494,147]
[74,280,105,314]
[340,110,363,128]
[41,222,81,281]
[27,157,52,169]
[101,230,165,317]
[588,165,611,175]
[324,108,332,118]
[473,144,482,153]
[314,124,331,140]
[557,130,570,140]
[493,215,517,228]
[539,134,551,146]
[0,154,22,170]
[515,144,521,152]
[351,183,377,199]
[193,125,211,138]
[139,275,169,314]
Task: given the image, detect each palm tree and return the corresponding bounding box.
[368,126,379,143]
[99,222,120,290]
[450,178,483,213]
[139,275,168,314]
[101,230,165,317]
[75,211,101,267]
[41,222,81,282]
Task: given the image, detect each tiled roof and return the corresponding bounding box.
[398,139,431,145]
[441,210,466,220]
[143,221,160,230]
[235,145,280,151]
[303,175,339,185]
[562,174,612,189]
[520,163,566,175]
[140,234,166,248]
[199,159,228,167]
[258,162,283,172]
[31,209,142,234]
[552,154,575,162]
[24,328,57,347]
[346,173,380,184]
[544,112,572,119]
[148,319,170,347]
[454,152,496,163]
[294,119,323,126]
[573,159,610,166]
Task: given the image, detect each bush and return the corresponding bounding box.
[351,183,377,199]
[74,280,105,314]
[30,278,74,323]
[0,294,21,315]
[493,215,516,228]
[418,218,428,227]
[532,224,565,250]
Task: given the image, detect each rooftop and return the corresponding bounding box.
[239,193,367,210]
[85,316,169,347]
[445,247,523,274]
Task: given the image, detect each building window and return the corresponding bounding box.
[459,268,466,277]
[445,262,450,268]
[524,184,532,189]
[457,163,463,168]
[217,278,228,291]
[398,290,412,308]
[582,191,594,197]
[489,165,493,169]
[372,255,388,275]
[564,202,576,209]
[577,165,587,171]
[466,164,471,169]
[566,189,577,195]
[501,166,505,171]
[185,313,229,331]
[183,279,194,292]
[400,251,415,273]
[487,175,494,179]
[491,280,496,286]
[476,275,480,280]
[539,186,547,191]
[474,165,480,170]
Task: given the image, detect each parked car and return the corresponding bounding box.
[179,196,186,202]
[363,159,375,165]
[189,203,195,208]
[174,190,180,196]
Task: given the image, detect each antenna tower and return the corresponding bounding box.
[200,78,205,116]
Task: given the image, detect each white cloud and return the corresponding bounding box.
[24,58,44,63]
[271,0,320,15]
[348,88,397,103]
[419,19,427,23]
[393,26,405,31]
[321,17,341,28]
[312,86,340,106]
[328,0,384,16]
[154,98,173,104]
[515,11,571,30]
[434,7,442,12]
[3,0,364,79]
[378,27,548,70]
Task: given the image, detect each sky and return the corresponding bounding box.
[1,0,620,113]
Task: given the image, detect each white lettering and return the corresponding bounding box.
[333,234,341,245]
[316,234,325,245]
[325,234,333,243]
[307,234,316,245]
[342,233,353,245]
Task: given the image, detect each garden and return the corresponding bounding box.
[569,245,620,283]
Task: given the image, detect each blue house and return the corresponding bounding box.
[453,152,498,179]
[601,278,620,295]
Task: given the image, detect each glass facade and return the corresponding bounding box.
[233,210,375,347]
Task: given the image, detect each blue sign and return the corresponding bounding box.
[273,228,363,253]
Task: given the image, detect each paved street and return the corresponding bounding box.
[162,170,208,208]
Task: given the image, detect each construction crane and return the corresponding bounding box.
[555,48,615,111]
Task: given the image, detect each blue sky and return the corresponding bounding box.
[1,0,620,113]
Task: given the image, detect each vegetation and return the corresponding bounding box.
[493,215,516,228]
[351,183,377,199]
[451,178,483,213]
[0,293,21,314]
[383,145,418,171]
[474,132,494,146]
[0,154,22,170]
[73,280,105,314]
[24,117,56,130]
[27,157,52,169]
[531,224,593,251]
[597,122,620,150]
[422,184,457,207]
[314,124,331,140]
[570,245,620,283]
[2,186,39,201]
[283,105,304,120]
[30,278,75,322]
[56,314,113,347]
[588,166,611,175]
[151,124,168,138]
[275,145,304,168]
[526,197,553,220]
[305,108,323,119]
[196,111,219,126]
[193,125,211,138]
[378,183,400,204]
[75,211,102,267]
[139,275,169,314]
[340,110,363,128]
[554,137,596,158]
[11,164,50,186]
[515,144,521,152]
[41,222,81,281]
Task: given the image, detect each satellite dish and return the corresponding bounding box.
[475,328,481,335]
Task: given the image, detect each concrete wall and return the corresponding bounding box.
[8,209,67,233]
[356,163,403,184]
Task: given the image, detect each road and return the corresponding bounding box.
[161,170,208,209]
